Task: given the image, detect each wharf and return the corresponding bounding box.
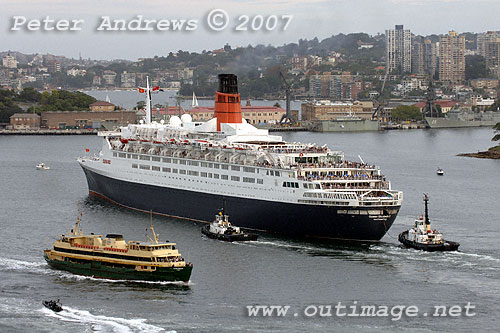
[0,129,98,135]
[267,126,308,132]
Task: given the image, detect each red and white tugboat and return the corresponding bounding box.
[398,194,459,252]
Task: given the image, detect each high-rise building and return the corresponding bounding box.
[309,72,361,100]
[424,39,438,76]
[439,31,465,84]
[386,25,412,74]
[477,31,500,57]
[412,38,425,75]
[484,37,500,79]
[412,38,438,77]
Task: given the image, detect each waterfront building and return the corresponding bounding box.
[301,100,373,121]
[102,70,117,86]
[92,76,101,86]
[121,71,137,88]
[90,101,115,112]
[439,31,465,84]
[41,110,136,129]
[386,25,412,74]
[189,106,286,125]
[9,113,40,130]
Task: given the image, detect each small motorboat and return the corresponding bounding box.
[43,299,63,312]
[36,162,50,170]
[201,201,258,242]
[398,194,459,252]
[437,168,444,176]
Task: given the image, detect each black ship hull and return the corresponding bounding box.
[81,166,399,241]
[398,231,460,252]
[201,225,259,242]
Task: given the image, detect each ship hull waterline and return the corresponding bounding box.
[44,252,193,282]
[81,165,399,241]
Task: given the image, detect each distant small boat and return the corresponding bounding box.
[437,168,444,176]
[43,299,63,312]
[36,162,50,170]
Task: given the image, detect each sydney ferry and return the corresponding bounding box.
[78,74,403,241]
[44,214,193,282]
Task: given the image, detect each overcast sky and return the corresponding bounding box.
[1,0,499,60]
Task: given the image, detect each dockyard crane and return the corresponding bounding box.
[279,71,296,124]
[372,70,389,121]
[421,74,439,119]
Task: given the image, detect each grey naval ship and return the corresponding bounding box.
[78,74,403,241]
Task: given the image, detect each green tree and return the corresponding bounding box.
[0,89,23,123]
[391,105,423,121]
[487,100,500,111]
[465,55,491,80]
[136,101,146,110]
[492,122,500,142]
[16,87,42,102]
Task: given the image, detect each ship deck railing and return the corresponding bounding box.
[298,175,386,182]
[112,142,380,172]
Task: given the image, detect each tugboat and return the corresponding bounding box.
[437,168,444,176]
[398,194,459,252]
[42,299,63,312]
[201,201,258,242]
[44,213,193,282]
[36,162,50,170]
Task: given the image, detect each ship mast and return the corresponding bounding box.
[145,76,152,124]
[146,210,159,244]
[423,194,430,225]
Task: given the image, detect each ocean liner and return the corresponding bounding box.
[78,74,403,240]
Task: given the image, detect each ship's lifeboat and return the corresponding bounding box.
[120,138,129,144]
[128,138,137,142]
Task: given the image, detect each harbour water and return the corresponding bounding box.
[0,128,499,332]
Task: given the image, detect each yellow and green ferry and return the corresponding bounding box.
[44,215,193,282]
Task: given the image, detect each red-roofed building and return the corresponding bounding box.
[188,106,286,125]
[151,107,186,118]
[90,101,115,112]
[414,100,459,113]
